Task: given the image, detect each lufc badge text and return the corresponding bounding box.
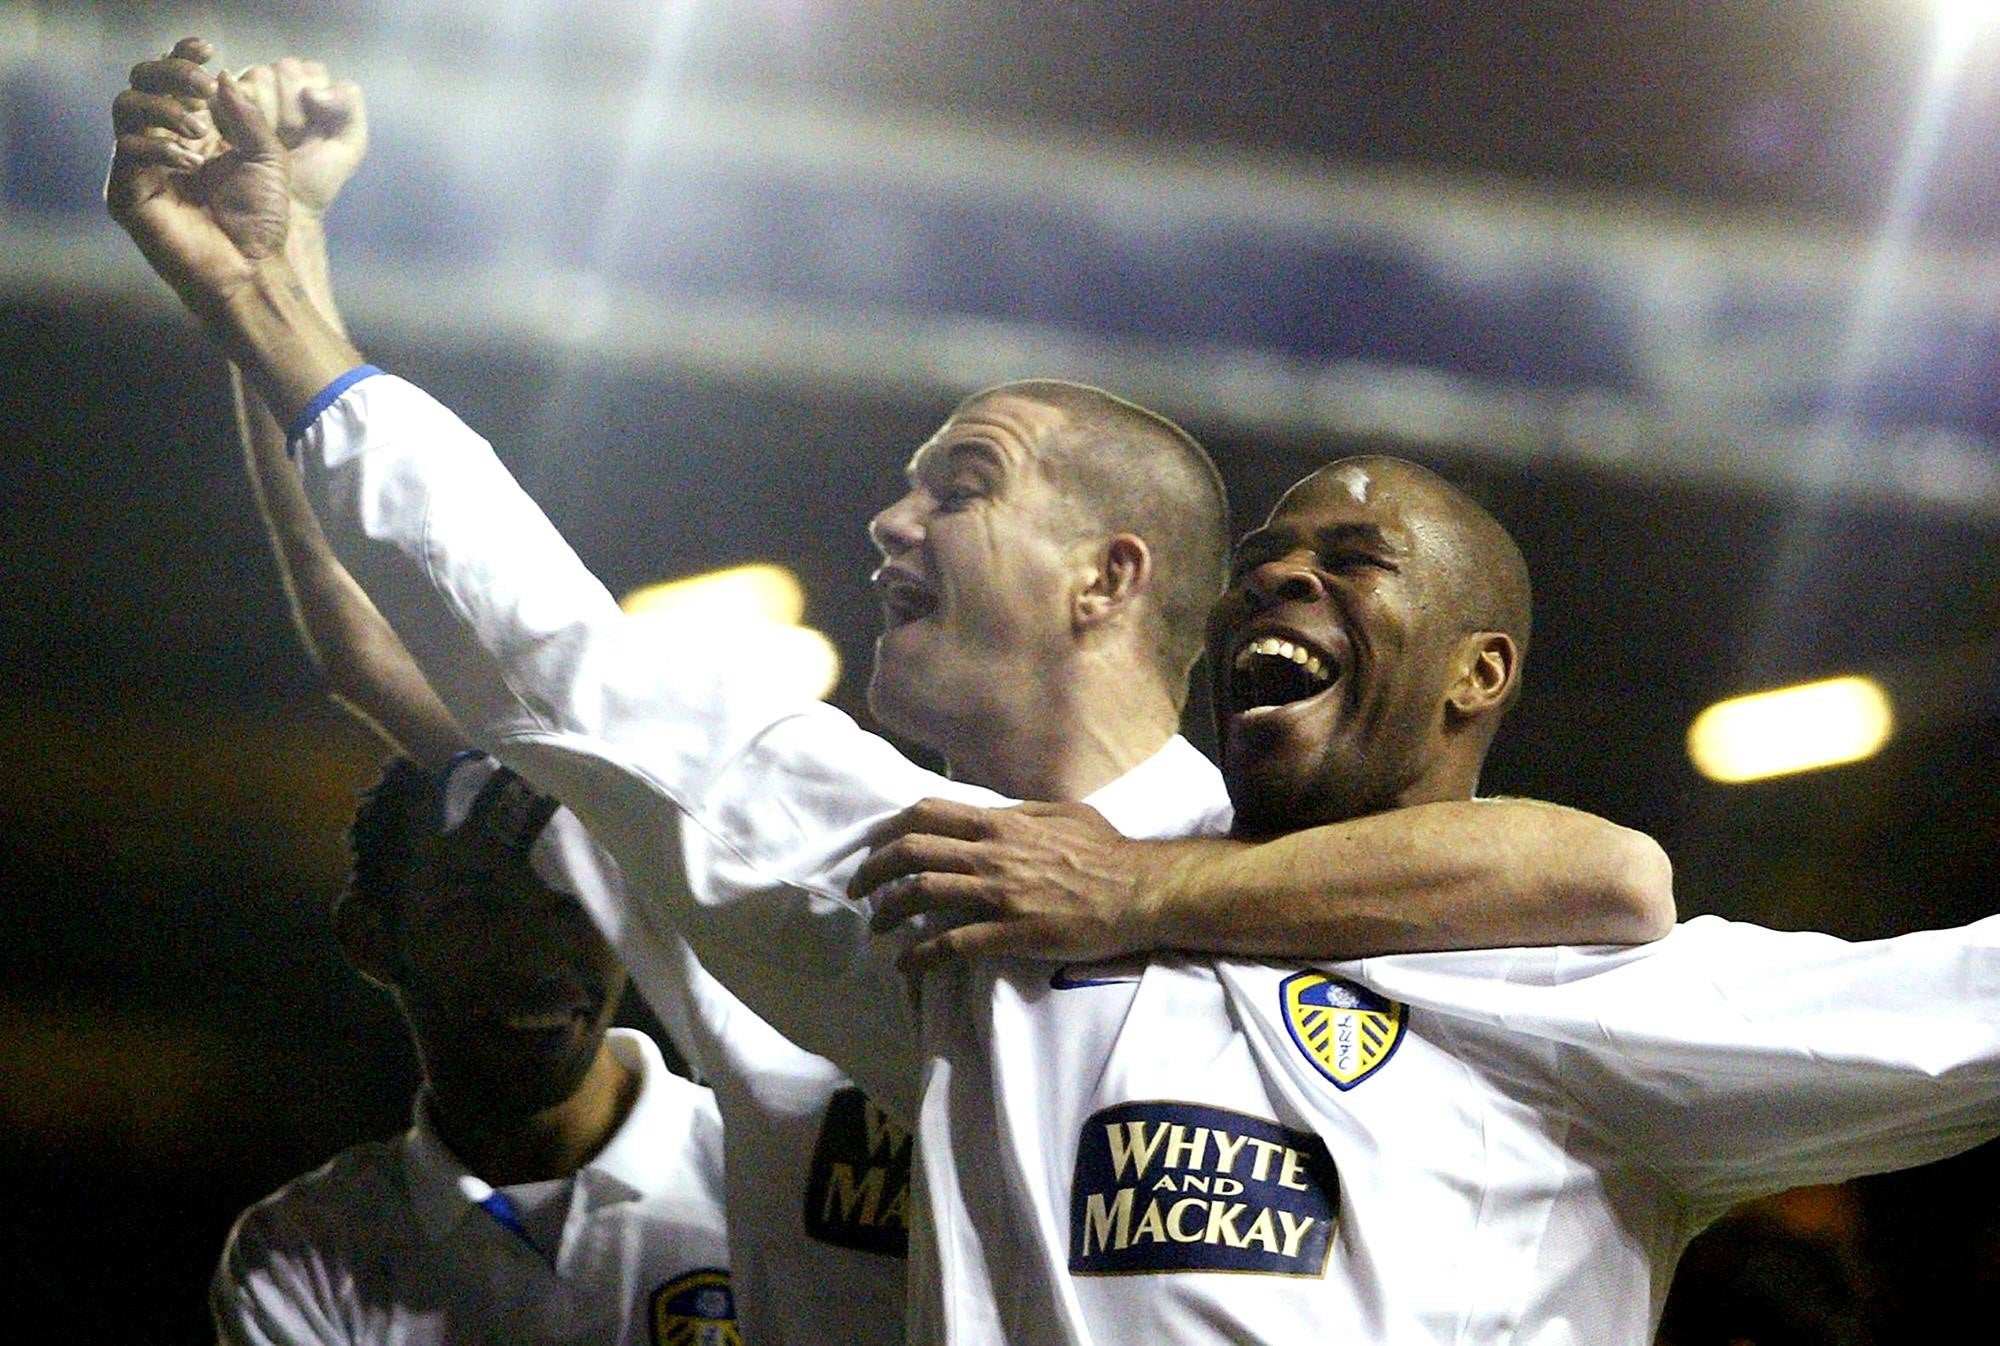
[1281,971,1407,1090]
[1069,1101,1339,1277]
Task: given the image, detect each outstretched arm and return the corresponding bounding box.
[222,59,467,769]
[858,795,1674,970]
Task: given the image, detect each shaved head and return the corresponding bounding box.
[1338,456,1533,705]
[955,379,1231,701]
[1207,453,1535,833]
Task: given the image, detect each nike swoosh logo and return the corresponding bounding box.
[1050,962,1142,989]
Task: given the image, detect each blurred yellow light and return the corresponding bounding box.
[1687,676,1894,784]
[620,563,839,701]
[752,623,843,702]
[621,563,806,626]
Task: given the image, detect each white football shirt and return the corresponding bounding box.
[296,371,2000,1344]
[212,1029,733,1346]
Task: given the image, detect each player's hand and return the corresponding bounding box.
[106,38,290,310]
[854,799,1176,973]
[232,57,367,221]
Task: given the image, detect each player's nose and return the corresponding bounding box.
[1243,555,1325,610]
[869,492,926,556]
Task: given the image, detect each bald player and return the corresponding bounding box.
[109,44,1678,1344]
[857,454,2000,1341]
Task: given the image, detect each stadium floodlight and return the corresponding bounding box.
[622,562,840,701]
[1686,675,1895,784]
[623,562,807,626]
[1934,0,2000,63]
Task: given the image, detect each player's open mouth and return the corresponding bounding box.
[873,567,938,627]
[1224,633,1338,714]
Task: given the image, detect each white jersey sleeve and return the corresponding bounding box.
[212,1208,346,1346]
[290,371,1001,1115]
[1349,913,2000,1212]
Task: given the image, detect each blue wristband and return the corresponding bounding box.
[284,364,384,456]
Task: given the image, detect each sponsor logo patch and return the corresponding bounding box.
[650,1268,738,1346]
[1281,971,1407,1090]
[1069,1101,1339,1277]
[803,1086,911,1257]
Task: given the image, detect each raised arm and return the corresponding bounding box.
[108,40,362,422]
[858,795,1674,970]
[107,40,951,1114]
[222,60,467,769]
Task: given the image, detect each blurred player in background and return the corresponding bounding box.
[210,753,730,1346]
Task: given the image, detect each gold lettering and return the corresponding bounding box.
[1131,1198,1169,1245]
[1203,1200,1249,1247]
[1245,1137,1283,1182]
[1209,1129,1250,1174]
[880,1179,910,1230]
[1277,1147,1313,1192]
[1081,1188,1134,1257]
[1167,1198,1208,1243]
[1240,1206,1279,1253]
[1107,1121,1171,1181]
[1163,1125,1209,1169]
[1211,1177,1244,1197]
[1278,1209,1317,1258]
[821,1163,886,1226]
[863,1100,912,1160]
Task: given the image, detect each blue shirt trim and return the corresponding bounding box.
[478,1191,527,1238]
[284,364,384,455]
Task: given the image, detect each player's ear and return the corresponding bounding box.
[1444,631,1519,722]
[333,884,402,990]
[1074,532,1152,632]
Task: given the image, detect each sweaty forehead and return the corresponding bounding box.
[908,394,1065,475]
[1272,463,1406,526]
[1328,464,1373,504]
[1309,452,1461,507]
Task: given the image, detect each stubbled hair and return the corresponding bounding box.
[340,755,438,928]
[956,379,1231,702]
[1337,456,1533,705]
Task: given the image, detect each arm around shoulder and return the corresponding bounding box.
[861,795,1673,970]
[1141,797,1675,959]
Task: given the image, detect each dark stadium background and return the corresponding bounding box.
[2,2,1995,1339]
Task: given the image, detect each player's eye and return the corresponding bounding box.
[1228,540,1286,581]
[936,479,985,510]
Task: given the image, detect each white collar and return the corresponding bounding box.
[1082,734,1232,840]
[401,1027,680,1244]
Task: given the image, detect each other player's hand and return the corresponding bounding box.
[107,38,290,311]
[232,57,367,220]
[854,799,1177,973]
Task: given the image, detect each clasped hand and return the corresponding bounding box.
[107,38,366,311]
[853,799,1173,973]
